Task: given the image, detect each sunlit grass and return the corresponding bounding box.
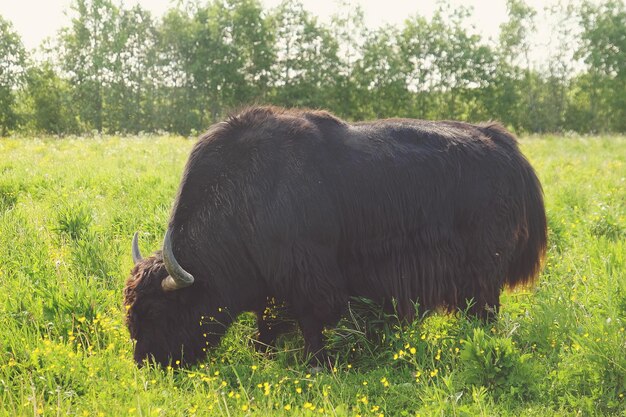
[0,135,624,416]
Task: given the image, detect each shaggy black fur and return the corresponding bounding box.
[124,106,547,367]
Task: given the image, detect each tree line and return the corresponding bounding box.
[1,0,625,136]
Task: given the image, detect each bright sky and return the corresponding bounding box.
[2,0,557,51]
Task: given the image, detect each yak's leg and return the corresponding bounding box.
[288,244,347,368]
[255,313,294,352]
[297,314,330,368]
[254,300,294,352]
[461,239,508,322]
[468,296,500,321]
[254,311,276,352]
[464,281,501,321]
[297,300,345,369]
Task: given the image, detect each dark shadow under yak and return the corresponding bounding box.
[124,106,547,368]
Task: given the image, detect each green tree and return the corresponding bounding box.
[0,16,27,136]
[354,26,411,119]
[399,15,435,119]
[329,0,367,119]
[59,0,120,133]
[104,5,158,133]
[541,3,578,132]
[496,0,538,131]
[268,0,341,109]
[3,0,626,135]
[227,0,275,103]
[154,8,200,133]
[157,0,274,132]
[399,5,496,121]
[19,62,79,134]
[577,0,626,132]
[430,5,496,120]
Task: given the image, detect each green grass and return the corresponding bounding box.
[1,134,625,416]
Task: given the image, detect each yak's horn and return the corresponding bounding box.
[161,228,195,291]
[132,232,143,265]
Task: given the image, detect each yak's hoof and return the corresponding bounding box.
[309,365,324,374]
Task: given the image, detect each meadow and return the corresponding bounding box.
[0,134,624,416]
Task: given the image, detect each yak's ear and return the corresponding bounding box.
[161,275,184,292]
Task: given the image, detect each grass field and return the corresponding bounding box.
[0,134,624,416]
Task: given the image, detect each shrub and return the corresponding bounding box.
[54,203,92,240]
[458,328,539,400]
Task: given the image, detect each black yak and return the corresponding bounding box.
[124,106,546,367]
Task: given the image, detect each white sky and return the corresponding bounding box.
[0,0,568,51]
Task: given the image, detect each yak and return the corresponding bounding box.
[124,106,547,368]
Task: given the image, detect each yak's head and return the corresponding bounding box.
[123,231,227,367]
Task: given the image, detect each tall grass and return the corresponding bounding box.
[0,135,624,416]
